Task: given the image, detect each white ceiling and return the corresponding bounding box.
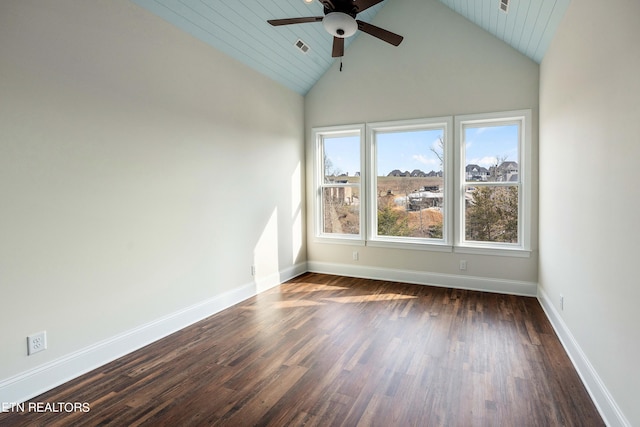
[130,0,570,95]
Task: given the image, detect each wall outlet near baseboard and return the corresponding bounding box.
[27,331,47,355]
[459,260,467,270]
[560,294,564,310]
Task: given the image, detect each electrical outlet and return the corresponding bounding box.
[27,331,47,355]
[251,265,256,276]
[560,294,564,311]
[459,260,467,270]
[352,251,359,261]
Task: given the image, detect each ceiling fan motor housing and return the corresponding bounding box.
[323,12,357,38]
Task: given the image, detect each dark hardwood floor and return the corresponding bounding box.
[0,273,604,426]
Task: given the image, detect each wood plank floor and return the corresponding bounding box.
[0,273,604,426]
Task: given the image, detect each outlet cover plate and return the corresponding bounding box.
[27,331,47,355]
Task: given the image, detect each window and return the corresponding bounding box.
[313,110,531,256]
[456,110,531,253]
[314,125,364,241]
[367,118,452,249]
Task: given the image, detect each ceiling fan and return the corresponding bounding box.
[267,0,403,58]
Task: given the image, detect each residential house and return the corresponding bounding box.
[465,164,491,181]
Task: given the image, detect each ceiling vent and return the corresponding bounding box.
[500,0,509,13]
[294,39,310,54]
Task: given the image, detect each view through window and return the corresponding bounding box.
[319,132,361,236]
[374,127,446,241]
[314,110,530,253]
[461,122,521,245]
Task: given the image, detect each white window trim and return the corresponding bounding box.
[313,124,365,244]
[454,109,532,257]
[312,110,532,258]
[366,117,453,251]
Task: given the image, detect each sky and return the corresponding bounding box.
[464,124,519,169]
[323,124,519,177]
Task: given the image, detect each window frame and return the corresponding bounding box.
[313,124,366,244]
[366,117,453,252]
[312,110,531,257]
[454,110,532,256]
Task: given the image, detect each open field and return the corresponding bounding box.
[329,176,443,196]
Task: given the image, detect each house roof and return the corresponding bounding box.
[499,161,519,170]
[130,0,570,95]
[466,164,489,173]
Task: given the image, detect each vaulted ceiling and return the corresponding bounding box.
[130,0,570,95]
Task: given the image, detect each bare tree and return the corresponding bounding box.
[491,154,509,181]
[323,153,342,182]
[430,136,444,169]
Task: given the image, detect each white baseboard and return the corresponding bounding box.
[0,262,307,408]
[537,288,630,427]
[307,261,537,296]
[253,262,307,293]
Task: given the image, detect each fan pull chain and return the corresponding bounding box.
[340,58,343,72]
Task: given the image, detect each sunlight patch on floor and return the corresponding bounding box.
[282,284,350,293]
[322,294,418,304]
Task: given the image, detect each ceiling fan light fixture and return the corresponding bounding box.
[323,12,357,38]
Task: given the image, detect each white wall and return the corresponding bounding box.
[0,0,305,394]
[305,0,540,290]
[539,0,640,425]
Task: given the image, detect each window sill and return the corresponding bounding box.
[454,245,531,258]
[366,239,452,252]
[313,236,532,258]
[314,235,366,246]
